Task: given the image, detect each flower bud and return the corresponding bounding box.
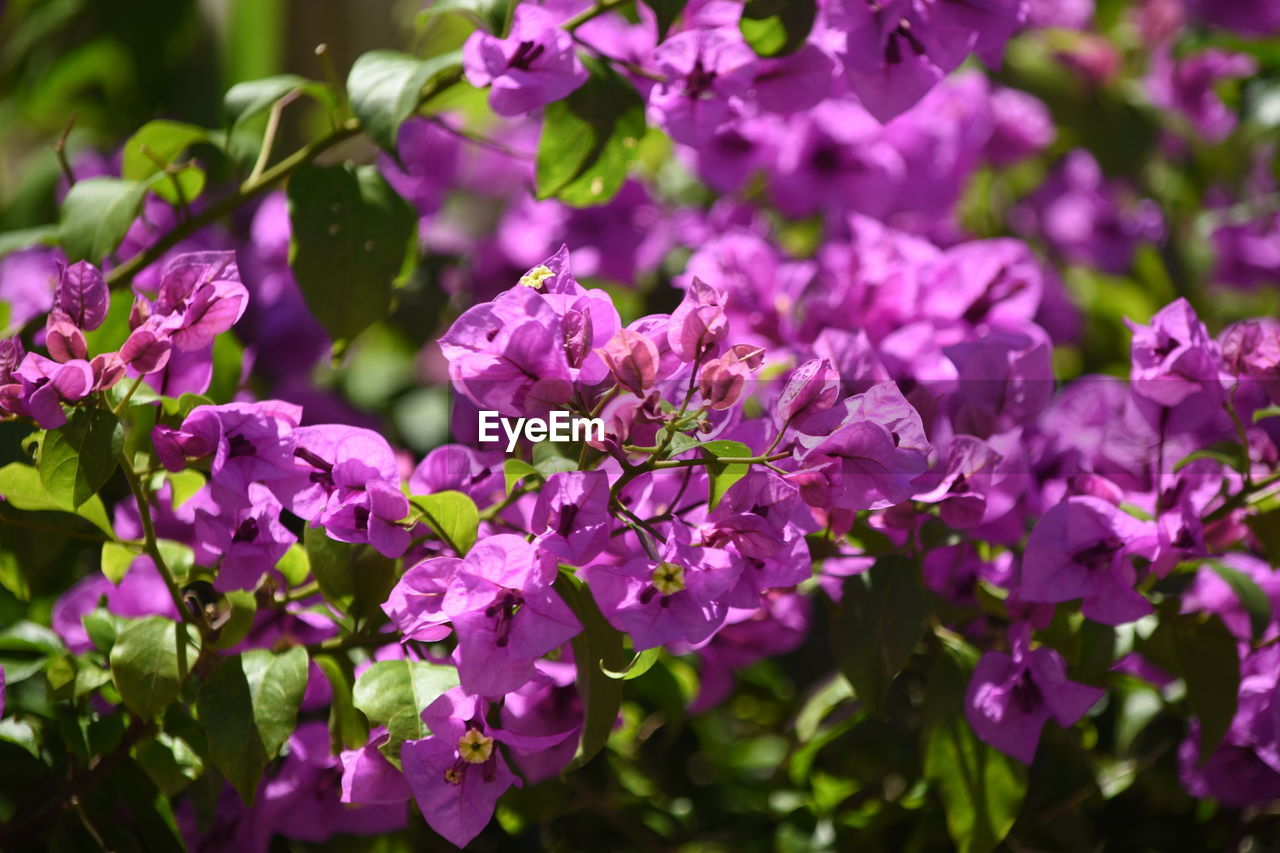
[45,310,88,362]
[55,260,108,331]
[128,295,151,331]
[600,328,660,396]
[91,352,126,391]
[668,277,727,362]
[121,326,172,374]
[775,357,839,429]
[0,337,26,385]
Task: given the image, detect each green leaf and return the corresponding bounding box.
[697,439,752,509]
[122,120,207,181]
[167,470,206,509]
[315,654,369,751]
[1208,560,1272,641]
[0,225,60,259]
[831,555,931,716]
[1174,612,1240,763]
[419,0,511,33]
[1174,440,1246,473]
[39,408,123,508]
[1253,405,1280,424]
[925,711,1028,852]
[554,569,628,769]
[118,120,209,206]
[600,646,660,681]
[536,55,645,207]
[274,543,311,587]
[303,528,397,623]
[412,490,479,555]
[287,162,417,345]
[102,541,140,584]
[58,177,148,262]
[207,589,257,651]
[923,644,1027,853]
[739,0,816,56]
[196,647,309,802]
[109,617,198,720]
[642,0,687,40]
[663,431,702,458]
[1246,508,1280,568]
[353,658,460,726]
[223,74,330,128]
[353,659,459,764]
[504,458,540,494]
[0,462,114,535]
[347,50,463,154]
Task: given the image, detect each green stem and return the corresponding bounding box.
[563,0,632,30]
[651,451,791,470]
[104,67,463,292]
[118,450,196,635]
[304,630,397,655]
[111,374,147,417]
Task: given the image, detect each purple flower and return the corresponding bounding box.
[1012,149,1164,274]
[648,26,756,146]
[340,730,411,806]
[401,689,521,848]
[54,260,109,330]
[1127,297,1223,409]
[44,310,87,363]
[147,251,249,353]
[279,425,410,558]
[581,523,742,651]
[1221,318,1280,406]
[600,327,661,396]
[774,357,840,432]
[0,247,60,328]
[409,444,504,505]
[1147,48,1256,142]
[912,435,1004,528]
[1019,495,1156,625]
[667,277,728,362]
[439,248,621,417]
[1183,0,1280,37]
[1211,213,1280,290]
[531,471,612,566]
[9,353,95,429]
[944,323,1055,437]
[153,400,302,510]
[426,535,580,697]
[1178,645,1280,807]
[832,0,1024,122]
[793,381,932,511]
[462,4,588,116]
[194,484,295,592]
[52,557,180,654]
[383,557,459,643]
[985,86,1054,166]
[966,623,1104,764]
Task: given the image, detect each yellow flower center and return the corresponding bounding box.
[457,729,494,764]
[519,265,554,290]
[652,561,686,595]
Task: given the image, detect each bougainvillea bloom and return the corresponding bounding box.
[966,623,1104,764]
[462,4,588,116]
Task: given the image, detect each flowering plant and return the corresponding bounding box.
[0,0,1279,849]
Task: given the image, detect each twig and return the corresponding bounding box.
[54,112,78,188]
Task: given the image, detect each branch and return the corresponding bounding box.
[103,66,463,292]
